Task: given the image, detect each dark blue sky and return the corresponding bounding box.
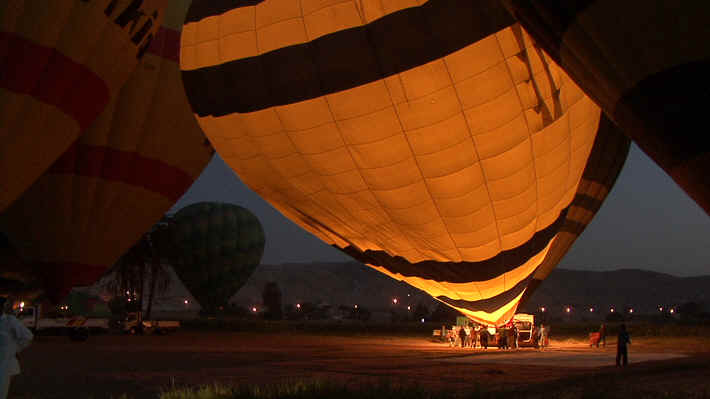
[173,143,710,277]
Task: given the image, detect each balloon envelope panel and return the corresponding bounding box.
[0,0,211,303]
[0,0,167,211]
[180,0,604,325]
[502,0,710,215]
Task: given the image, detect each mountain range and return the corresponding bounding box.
[231,262,710,315]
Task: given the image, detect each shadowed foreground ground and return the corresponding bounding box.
[12,331,710,398]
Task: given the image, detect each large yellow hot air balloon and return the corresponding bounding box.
[0,0,211,303]
[179,0,625,325]
[0,0,168,212]
[501,0,710,216]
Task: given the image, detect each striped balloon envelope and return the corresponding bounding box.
[0,0,212,303]
[502,0,710,216]
[519,117,629,308]
[0,0,167,212]
[179,0,627,326]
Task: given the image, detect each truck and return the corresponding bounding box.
[511,313,536,347]
[122,312,180,335]
[16,305,109,341]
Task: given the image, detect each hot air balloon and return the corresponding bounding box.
[0,0,211,303]
[179,0,626,325]
[501,0,710,215]
[519,117,629,307]
[170,202,265,314]
[0,0,167,211]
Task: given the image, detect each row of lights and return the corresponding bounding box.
[247,301,426,323]
[539,306,676,314]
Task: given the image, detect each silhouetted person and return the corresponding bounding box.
[480,329,489,349]
[459,325,467,348]
[473,325,481,349]
[499,329,507,349]
[0,297,33,399]
[616,324,631,366]
[538,324,547,350]
[599,323,607,348]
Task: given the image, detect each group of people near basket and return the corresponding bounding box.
[448,324,492,349]
[447,322,551,350]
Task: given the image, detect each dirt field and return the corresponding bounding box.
[11,331,710,398]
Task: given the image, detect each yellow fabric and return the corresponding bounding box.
[0,94,76,210]
[367,237,552,303]
[180,1,601,325]
[3,176,173,267]
[0,0,166,211]
[451,289,526,326]
[0,0,209,287]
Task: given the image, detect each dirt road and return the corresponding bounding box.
[11,331,710,398]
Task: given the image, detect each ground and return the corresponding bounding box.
[11,331,710,398]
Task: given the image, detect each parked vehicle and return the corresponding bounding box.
[512,313,537,347]
[16,305,109,341]
[122,312,179,335]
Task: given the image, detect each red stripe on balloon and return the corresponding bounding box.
[147,26,180,62]
[0,31,110,131]
[36,261,108,303]
[49,144,194,202]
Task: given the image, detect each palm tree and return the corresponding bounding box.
[107,217,174,324]
[143,219,174,320]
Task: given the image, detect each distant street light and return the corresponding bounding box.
[392,298,398,305]
[296,303,301,310]
[610,308,615,313]
[565,307,571,313]
[540,307,546,313]
[354,304,358,309]
[184,299,188,304]
[670,308,675,314]
[407,306,411,311]
[629,308,634,314]
[251,307,257,312]
[589,307,594,312]
[658,306,663,312]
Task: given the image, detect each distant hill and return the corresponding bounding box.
[230,262,439,312]
[520,268,710,315]
[232,263,710,315]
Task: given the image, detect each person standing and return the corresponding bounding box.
[616,324,631,366]
[599,323,607,348]
[459,325,467,348]
[0,297,33,399]
[538,323,546,350]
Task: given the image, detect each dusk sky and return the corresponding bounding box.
[173,143,710,277]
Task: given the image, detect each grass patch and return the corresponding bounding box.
[156,380,710,399]
[159,381,456,399]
